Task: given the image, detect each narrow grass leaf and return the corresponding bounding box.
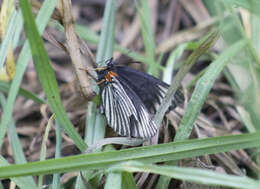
[85,0,115,147]
[175,39,246,141]
[94,2,119,186]
[0,132,259,178]
[0,81,45,104]
[0,0,59,149]
[89,0,116,142]
[135,0,156,75]
[12,11,23,49]
[0,11,17,69]
[110,161,260,189]
[19,0,86,151]
[223,0,260,17]
[162,43,188,84]
[251,13,260,53]
[38,114,55,188]
[86,137,144,153]
[122,172,137,189]
[85,102,97,146]
[104,172,122,189]
[76,0,116,187]
[0,156,35,189]
[96,0,116,64]
[52,121,62,189]
[237,106,256,133]
[0,94,36,188]
[154,31,219,127]
[157,39,247,189]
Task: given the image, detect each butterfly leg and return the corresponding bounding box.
[97,79,105,85]
[100,104,105,114]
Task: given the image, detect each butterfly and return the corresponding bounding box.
[96,59,183,138]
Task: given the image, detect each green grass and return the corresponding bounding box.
[0,132,260,178]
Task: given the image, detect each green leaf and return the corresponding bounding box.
[19,0,86,151]
[0,0,60,149]
[0,156,36,189]
[135,0,157,75]
[154,31,219,128]
[0,131,259,178]
[96,0,116,65]
[162,43,189,84]
[222,0,260,17]
[109,161,260,189]
[0,81,45,104]
[38,114,55,188]
[122,172,137,189]
[52,122,62,189]
[175,39,246,141]
[0,94,36,189]
[104,172,122,189]
[156,38,246,189]
[76,0,116,188]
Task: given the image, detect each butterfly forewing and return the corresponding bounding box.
[102,77,157,138]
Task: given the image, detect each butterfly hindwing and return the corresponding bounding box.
[102,77,157,138]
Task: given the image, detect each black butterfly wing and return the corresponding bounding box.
[101,77,157,138]
[112,66,184,113]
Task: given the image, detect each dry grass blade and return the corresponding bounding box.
[57,0,96,100]
[156,17,218,54]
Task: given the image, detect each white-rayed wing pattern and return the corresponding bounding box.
[102,77,157,138]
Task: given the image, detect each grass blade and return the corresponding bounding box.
[110,161,260,189]
[0,81,45,104]
[0,0,60,149]
[52,122,62,189]
[38,114,55,188]
[157,38,246,189]
[0,156,36,189]
[19,0,86,151]
[0,94,36,188]
[0,132,259,178]
[175,39,246,141]
[0,10,17,69]
[75,0,116,187]
[104,172,122,189]
[122,172,137,189]
[154,31,219,127]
